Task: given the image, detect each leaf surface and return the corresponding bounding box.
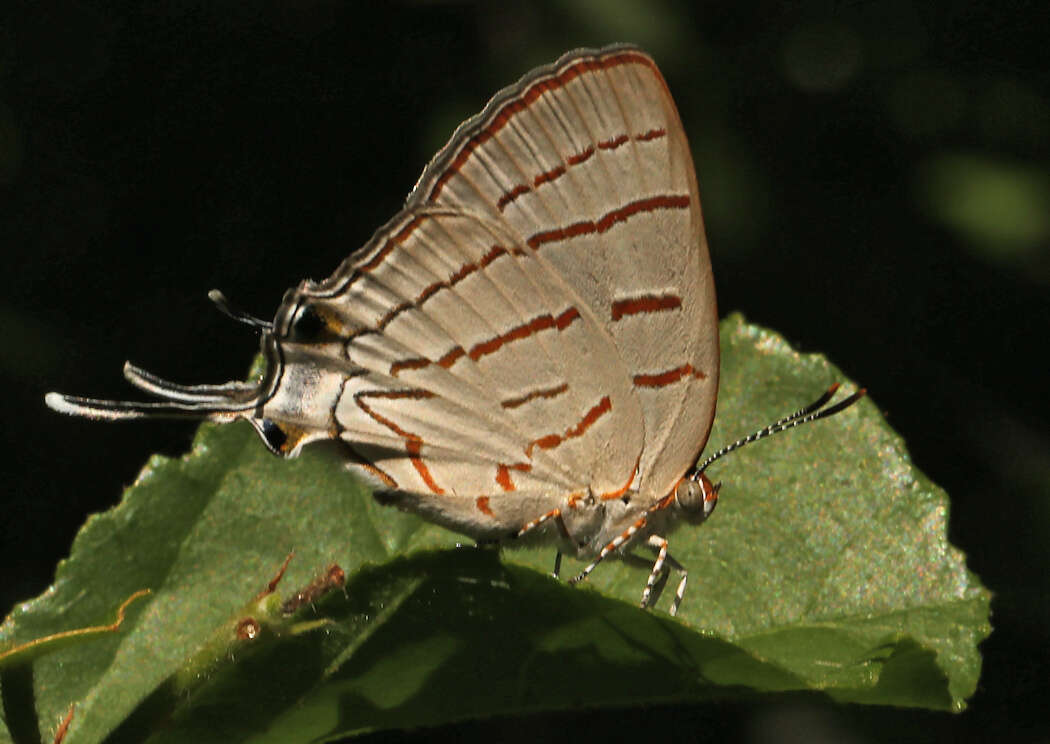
[0,315,991,743]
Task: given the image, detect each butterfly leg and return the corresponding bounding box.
[518,490,593,544]
[641,535,687,616]
[517,494,591,578]
[515,509,576,578]
[570,514,649,586]
[516,508,574,542]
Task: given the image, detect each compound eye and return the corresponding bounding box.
[675,478,705,512]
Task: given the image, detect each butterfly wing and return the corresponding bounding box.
[260,45,716,525]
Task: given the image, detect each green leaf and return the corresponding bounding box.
[0,315,991,743]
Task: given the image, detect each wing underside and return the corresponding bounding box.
[265,45,718,516]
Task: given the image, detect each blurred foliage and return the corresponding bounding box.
[917,153,1050,273]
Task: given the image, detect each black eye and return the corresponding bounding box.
[291,304,324,340]
[260,419,288,453]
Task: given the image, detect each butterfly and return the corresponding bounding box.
[47,44,862,615]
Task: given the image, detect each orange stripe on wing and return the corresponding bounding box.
[390,357,431,377]
[468,307,580,362]
[600,456,640,500]
[497,184,531,211]
[390,306,577,377]
[598,133,629,150]
[525,395,611,458]
[635,127,666,141]
[597,194,690,233]
[567,145,595,165]
[526,194,691,250]
[566,395,611,438]
[353,389,444,494]
[438,346,466,368]
[534,163,566,187]
[354,395,418,440]
[632,363,707,388]
[355,460,399,490]
[610,293,682,321]
[405,439,445,495]
[495,462,531,491]
[476,496,495,517]
[340,442,400,490]
[501,382,569,409]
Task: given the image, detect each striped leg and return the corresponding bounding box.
[516,508,573,542]
[641,535,688,616]
[516,509,574,579]
[570,515,648,586]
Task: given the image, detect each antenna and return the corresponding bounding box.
[694,384,866,476]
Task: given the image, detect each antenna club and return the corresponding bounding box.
[827,382,841,394]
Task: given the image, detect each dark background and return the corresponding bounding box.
[3,1,1047,742]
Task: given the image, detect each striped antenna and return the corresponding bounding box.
[693,385,866,476]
